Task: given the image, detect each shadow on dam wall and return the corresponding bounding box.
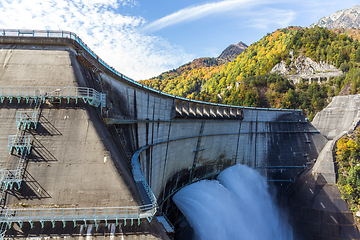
[286,172,360,240]
[150,112,327,235]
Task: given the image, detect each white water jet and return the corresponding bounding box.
[86,224,93,240]
[79,224,84,235]
[119,223,125,240]
[173,164,293,240]
[109,223,116,240]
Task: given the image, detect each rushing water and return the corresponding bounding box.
[173,164,293,240]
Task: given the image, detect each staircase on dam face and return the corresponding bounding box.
[0,99,41,236]
[4,101,40,190]
[0,86,160,239]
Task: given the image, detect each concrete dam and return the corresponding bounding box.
[0,29,352,239]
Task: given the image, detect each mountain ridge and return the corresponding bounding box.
[142,42,248,92]
[310,5,360,29]
[218,42,248,63]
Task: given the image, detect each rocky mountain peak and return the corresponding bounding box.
[310,5,360,29]
[218,41,248,63]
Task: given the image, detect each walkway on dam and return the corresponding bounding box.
[0,86,106,108]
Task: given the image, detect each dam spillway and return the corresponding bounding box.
[0,29,330,239]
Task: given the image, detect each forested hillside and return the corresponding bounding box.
[141,26,360,120]
[336,127,360,214]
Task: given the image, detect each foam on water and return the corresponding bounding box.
[173,164,293,240]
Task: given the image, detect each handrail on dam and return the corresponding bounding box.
[7,135,32,155]
[0,86,106,108]
[0,204,157,229]
[0,29,301,113]
[0,152,158,232]
[1,100,42,196]
[16,111,39,129]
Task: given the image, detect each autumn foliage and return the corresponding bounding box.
[336,132,360,213]
[141,26,360,118]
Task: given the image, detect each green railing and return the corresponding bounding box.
[16,111,39,129]
[7,135,32,155]
[0,203,157,229]
[0,86,105,108]
[0,169,22,190]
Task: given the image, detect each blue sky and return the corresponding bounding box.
[0,0,358,80]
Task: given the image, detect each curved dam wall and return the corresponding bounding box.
[95,50,328,206]
[0,30,329,238]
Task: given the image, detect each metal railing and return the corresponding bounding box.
[0,169,22,190]
[0,28,300,113]
[2,149,29,191]
[2,101,41,195]
[0,203,157,229]
[16,111,39,129]
[131,148,157,206]
[0,86,105,108]
[7,135,32,155]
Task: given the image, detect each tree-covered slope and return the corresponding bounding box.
[141,26,360,119]
[140,57,224,97]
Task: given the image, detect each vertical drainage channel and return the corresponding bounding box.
[234,120,242,164]
[189,121,205,183]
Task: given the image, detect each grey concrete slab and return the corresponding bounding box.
[312,95,360,140]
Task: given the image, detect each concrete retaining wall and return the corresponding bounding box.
[312,95,360,139]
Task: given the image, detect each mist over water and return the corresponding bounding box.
[173,164,293,240]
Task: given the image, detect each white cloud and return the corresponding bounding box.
[143,0,259,32]
[0,0,353,80]
[0,0,193,80]
[247,8,296,30]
